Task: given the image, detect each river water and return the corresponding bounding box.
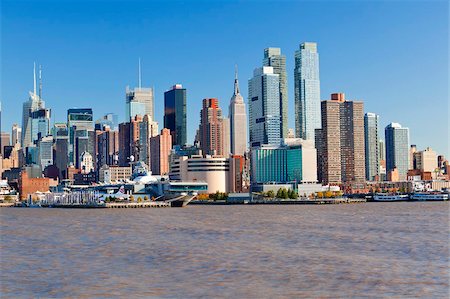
[1,202,449,298]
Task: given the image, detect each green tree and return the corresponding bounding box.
[144,196,149,201]
[281,188,289,199]
[317,191,323,198]
[4,195,13,202]
[137,197,142,202]
[267,190,275,198]
[129,195,134,202]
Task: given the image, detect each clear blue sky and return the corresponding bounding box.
[1,0,448,156]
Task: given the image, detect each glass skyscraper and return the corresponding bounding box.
[126,87,154,121]
[294,42,321,143]
[364,112,380,181]
[385,122,410,180]
[164,84,187,146]
[263,48,288,138]
[67,108,93,164]
[248,66,281,147]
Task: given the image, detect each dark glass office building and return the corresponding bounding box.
[164,84,187,146]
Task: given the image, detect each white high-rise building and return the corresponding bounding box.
[294,42,320,144]
[248,66,281,147]
[139,114,159,168]
[80,151,94,174]
[228,68,247,156]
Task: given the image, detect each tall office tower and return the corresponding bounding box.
[30,108,51,143]
[95,113,118,131]
[150,128,172,175]
[97,128,119,168]
[409,144,417,170]
[38,136,53,169]
[11,124,21,147]
[248,66,281,147]
[364,113,380,181]
[294,42,321,143]
[315,93,365,185]
[67,108,93,164]
[0,132,10,156]
[385,122,410,181]
[22,64,45,147]
[139,114,159,167]
[228,68,247,155]
[118,115,142,166]
[125,60,154,121]
[53,123,69,179]
[164,84,187,146]
[263,48,288,138]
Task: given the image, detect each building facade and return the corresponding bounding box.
[364,112,380,181]
[164,84,187,146]
[315,93,365,185]
[385,122,410,181]
[150,128,172,175]
[248,66,281,147]
[263,48,288,138]
[125,87,154,121]
[198,98,227,156]
[229,69,247,156]
[139,114,159,168]
[294,42,321,143]
[67,108,93,164]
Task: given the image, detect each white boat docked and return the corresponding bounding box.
[411,193,449,201]
[373,193,409,202]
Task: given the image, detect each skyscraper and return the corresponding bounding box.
[118,115,142,166]
[229,68,247,156]
[30,108,51,143]
[53,123,69,179]
[248,66,281,147]
[38,136,53,169]
[364,112,380,181]
[385,122,410,181]
[125,60,154,121]
[139,114,159,168]
[263,48,288,138]
[315,93,365,185]
[198,98,227,156]
[294,42,321,143]
[164,84,187,146]
[11,124,21,147]
[0,132,10,157]
[67,108,93,164]
[22,64,44,147]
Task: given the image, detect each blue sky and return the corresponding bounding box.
[1,0,448,156]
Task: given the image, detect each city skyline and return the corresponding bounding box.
[1,1,448,156]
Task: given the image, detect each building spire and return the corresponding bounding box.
[234,64,240,95]
[138,57,142,90]
[39,65,42,101]
[33,62,37,96]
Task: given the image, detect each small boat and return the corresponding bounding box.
[411,192,449,201]
[373,193,409,202]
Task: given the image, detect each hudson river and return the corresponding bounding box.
[1,202,449,298]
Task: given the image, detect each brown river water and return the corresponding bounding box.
[1,202,449,298]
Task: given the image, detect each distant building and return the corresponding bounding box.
[80,151,94,174]
[126,86,153,121]
[30,108,51,143]
[315,93,365,185]
[11,124,21,147]
[294,42,320,144]
[250,139,317,190]
[118,115,142,166]
[19,170,49,200]
[98,165,132,183]
[0,132,10,156]
[95,113,118,131]
[22,65,44,148]
[139,114,159,168]
[364,112,380,181]
[410,144,417,170]
[263,48,288,138]
[96,128,119,168]
[198,98,228,156]
[67,108,93,164]
[150,128,172,175]
[53,123,69,180]
[170,154,230,193]
[164,84,187,146]
[228,69,247,156]
[248,66,281,147]
[385,122,410,181]
[287,128,295,139]
[414,147,438,174]
[38,136,53,169]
